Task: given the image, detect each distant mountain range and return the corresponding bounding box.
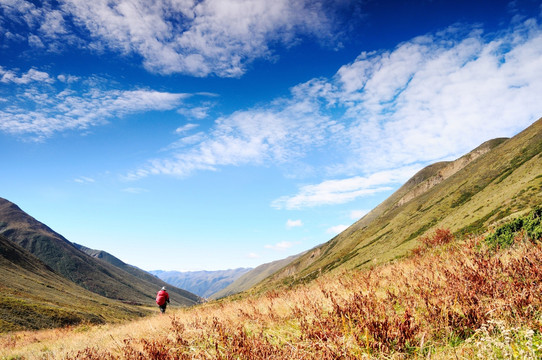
[150,268,252,298]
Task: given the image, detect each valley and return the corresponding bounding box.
[1,208,541,358]
[1,118,541,358]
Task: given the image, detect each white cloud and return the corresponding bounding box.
[129,98,336,178]
[57,74,79,83]
[0,0,77,51]
[28,34,45,48]
[176,94,218,120]
[175,123,199,134]
[272,183,388,210]
[177,106,211,120]
[247,252,260,259]
[74,176,95,183]
[0,68,190,140]
[329,20,542,173]
[116,17,542,204]
[271,167,418,210]
[2,0,339,77]
[0,67,54,84]
[286,219,303,228]
[39,8,69,40]
[265,241,295,251]
[164,132,207,151]
[327,224,348,235]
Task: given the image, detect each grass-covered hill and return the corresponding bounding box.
[0,197,201,307]
[253,117,542,292]
[0,234,148,332]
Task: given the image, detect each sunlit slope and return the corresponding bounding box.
[0,198,201,307]
[0,235,148,332]
[257,117,542,289]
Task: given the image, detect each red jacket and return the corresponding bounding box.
[156,290,169,306]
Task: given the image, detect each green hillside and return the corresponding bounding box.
[0,235,148,332]
[255,117,542,291]
[0,198,201,307]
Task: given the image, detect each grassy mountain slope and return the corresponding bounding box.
[0,198,201,307]
[256,117,542,290]
[211,254,301,299]
[150,268,251,298]
[0,235,148,332]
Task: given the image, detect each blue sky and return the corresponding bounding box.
[1,0,542,272]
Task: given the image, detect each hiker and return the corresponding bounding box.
[156,286,170,314]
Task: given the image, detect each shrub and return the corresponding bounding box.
[485,206,542,249]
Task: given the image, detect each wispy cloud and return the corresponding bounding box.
[128,18,542,190]
[127,99,337,179]
[74,176,95,184]
[0,0,80,52]
[286,219,303,228]
[0,67,54,84]
[1,0,343,77]
[175,123,199,134]
[177,106,212,120]
[271,167,417,209]
[0,68,189,140]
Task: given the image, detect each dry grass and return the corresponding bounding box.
[0,307,165,359]
[2,219,542,359]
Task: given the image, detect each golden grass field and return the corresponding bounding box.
[2,210,541,359]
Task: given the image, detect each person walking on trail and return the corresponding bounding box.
[156,286,170,314]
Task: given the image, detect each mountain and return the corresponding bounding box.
[0,234,148,332]
[252,117,542,292]
[72,243,204,301]
[0,198,202,307]
[149,268,252,298]
[210,254,301,299]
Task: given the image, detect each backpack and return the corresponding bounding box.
[156,290,167,306]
